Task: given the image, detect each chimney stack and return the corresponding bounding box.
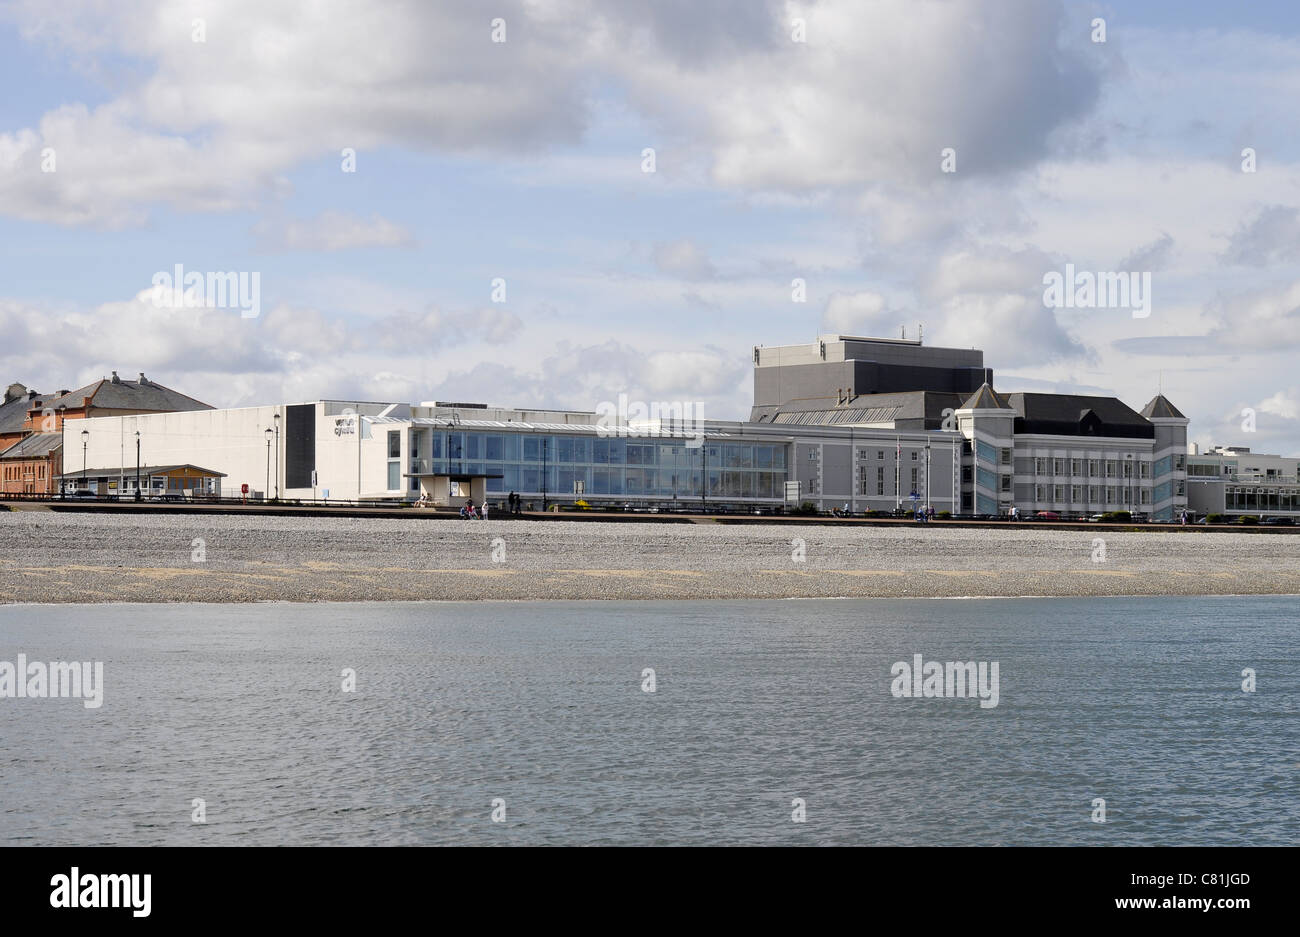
[138,372,147,385]
[110,371,121,384]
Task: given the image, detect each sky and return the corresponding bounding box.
[2,0,1300,455]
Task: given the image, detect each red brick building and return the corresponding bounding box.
[0,373,213,496]
[0,433,62,495]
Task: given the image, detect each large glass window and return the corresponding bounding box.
[387,431,401,459]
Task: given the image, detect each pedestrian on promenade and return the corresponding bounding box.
[481,500,489,520]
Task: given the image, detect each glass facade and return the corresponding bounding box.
[418,430,788,500]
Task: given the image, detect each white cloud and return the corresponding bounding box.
[255,212,416,252]
[651,239,716,280]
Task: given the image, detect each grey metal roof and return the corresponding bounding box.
[0,433,62,459]
[369,416,727,438]
[773,406,903,426]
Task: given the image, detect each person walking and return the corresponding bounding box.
[481,500,489,521]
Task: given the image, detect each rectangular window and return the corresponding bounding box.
[911,451,918,461]
[1054,485,1065,501]
[1088,459,1100,477]
[1072,485,1082,502]
[1071,459,1082,476]
[877,450,884,460]
[387,461,400,490]
[388,431,401,459]
[1000,448,1011,464]
[1035,457,1047,474]
[911,468,918,489]
[1106,460,1118,477]
[1054,458,1065,475]
[1000,475,1011,492]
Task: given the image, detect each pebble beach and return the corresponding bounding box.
[3,510,1300,603]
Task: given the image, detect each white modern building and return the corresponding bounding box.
[1186,445,1300,518]
[68,334,1193,517]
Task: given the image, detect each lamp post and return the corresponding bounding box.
[80,428,88,494]
[58,405,66,498]
[273,412,280,499]
[135,430,141,502]
[264,428,273,500]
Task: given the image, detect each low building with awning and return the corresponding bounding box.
[55,463,227,497]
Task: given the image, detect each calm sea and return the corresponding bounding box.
[1,597,1296,846]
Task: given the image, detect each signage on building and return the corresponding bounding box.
[784,481,801,503]
[334,417,356,436]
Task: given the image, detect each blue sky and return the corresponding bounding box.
[2,0,1300,455]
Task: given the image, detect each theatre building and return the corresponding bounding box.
[71,334,1191,517]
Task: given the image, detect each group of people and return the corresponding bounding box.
[433,491,527,517]
[459,499,489,519]
[914,504,936,523]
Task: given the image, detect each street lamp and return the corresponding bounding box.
[273,412,280,499]
[80,428,88,494]
[264,428,273,500]
[58,405,66,498]
[135,430,141,502]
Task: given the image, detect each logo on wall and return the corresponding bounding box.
[334,417,356,436]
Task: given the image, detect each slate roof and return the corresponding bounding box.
[42,375,213,413]
[1140,394,1186,419]
[959,383,1013,410]
[0,390,34,434]
[1005,393,1151,427]
[1003,392,1154,438]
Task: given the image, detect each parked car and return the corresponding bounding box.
[1261,516,1295,526]
[1087,513,1105,522]
[1034,510,1061,521]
